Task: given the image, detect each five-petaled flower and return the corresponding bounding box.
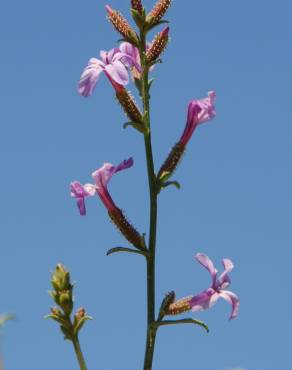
[179,91,216,146]
[190,253,239,320]
[78,47,141,97]
[70,158,133,215]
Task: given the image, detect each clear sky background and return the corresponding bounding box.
[1,1,291,370]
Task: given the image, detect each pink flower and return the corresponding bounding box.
[70,181,96,216]
[70,158,133,215]
[180,91,216,146]
[190,253,239,320]
[78,47,141,97]
[92,158,133,211]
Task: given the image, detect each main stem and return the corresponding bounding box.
[72,336,88,370]
[140,33,158,370]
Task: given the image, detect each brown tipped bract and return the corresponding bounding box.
[106,5,139,44]
[116,88,143,124]
[165,296,192,315]
[146,0,172,26]
[109,209,145,250]
[146,27,169,64]
[131,0,143,14]
[157,142,185,182]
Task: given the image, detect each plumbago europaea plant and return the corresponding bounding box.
[48,1,240,370]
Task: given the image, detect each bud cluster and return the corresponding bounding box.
[47,264,91,340]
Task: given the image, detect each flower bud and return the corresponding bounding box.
[146,27,169,64]
[157,142,185,183]
[165,296,192,315]
[106,5,139,45]
[59,290,73,315]
[158,291,176,320]
[108,208,145,250]
[51,264,72,292]
[131,0,143,15]
[146,0,172,26]
[116,88,143,124]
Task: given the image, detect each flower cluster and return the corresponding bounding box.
[166,253,239,320]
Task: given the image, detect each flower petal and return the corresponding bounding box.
[219,290,240,320]
[78,58,104,97]
[92,163,116,190]
[83,183,96,196]
[190,288,219,312]
[219,258,234,289]
[104,61,129,86]
[77,197,86,216]
[197,91,216,122]
[114,157,134,173]
[70,181,90,198]
[195,253,218,286]
[92,158,134,190]
[115,44,142,73]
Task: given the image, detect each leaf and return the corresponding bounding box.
[148,78,155,91]
[123,121,147,134]
[131,9,145,28]
[155,318,209,333]
[146,19,169,32]
[161,180,181,190]
[106,247,147,257]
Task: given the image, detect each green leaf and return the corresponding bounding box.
[155,318,209,333]
[123,121,147,134]
[148,78,155,91]
[106,247,147,257]
[146,19,169,32]
[131,9,145,28]
[161,180,181,190]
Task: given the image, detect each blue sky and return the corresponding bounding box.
[1,0,292,369]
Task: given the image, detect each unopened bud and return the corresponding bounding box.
[59,290,73,315]
[51,264,72,292]
[75,307,86,321]
[116,88,143,124]
[165,296,192,316]
[131,0,143,15]
[146,0,172,26]
[146,27,169,64]
[109,208,145,250]
[51,307,63,317]
[106,5,139,45]
[158,291,176,320]
[157,142,185,183]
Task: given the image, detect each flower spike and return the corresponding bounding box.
[146,0,172,27]
[115,88,144,125]
[131,0,143,15]
[157,92,216,185]
[146,27,170,64]
[106,5,139,45]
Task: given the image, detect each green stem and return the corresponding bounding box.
[72,336,88,370]
[139,32,158,370]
